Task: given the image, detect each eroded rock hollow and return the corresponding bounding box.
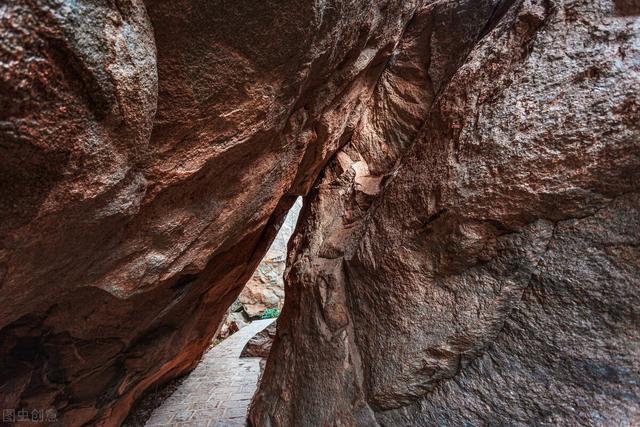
[0,0,638,425]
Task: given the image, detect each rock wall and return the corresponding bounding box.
[1,0,638,425]
[0,1,421,425]
[250,0,640,426]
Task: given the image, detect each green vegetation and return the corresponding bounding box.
[261,308,280,319]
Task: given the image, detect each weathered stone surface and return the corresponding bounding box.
[251,1,640,426]
[0,1,420,425]
[2,0,638,425]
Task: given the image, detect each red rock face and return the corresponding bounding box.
[250,0,640,425]
[0,0,420,425]
[1,0,638,426]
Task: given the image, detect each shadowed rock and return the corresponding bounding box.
[241,322,277,359]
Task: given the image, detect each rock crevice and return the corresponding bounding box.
[0,0,638,426]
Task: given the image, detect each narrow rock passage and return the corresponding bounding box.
[145,319,275,427]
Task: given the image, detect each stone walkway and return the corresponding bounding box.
[145,319,275,427]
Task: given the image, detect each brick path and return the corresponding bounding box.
[145,319,275,427]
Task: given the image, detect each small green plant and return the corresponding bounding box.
[261,308,280,319]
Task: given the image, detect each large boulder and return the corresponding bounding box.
[250,0,640,426]
[0,0,420,425]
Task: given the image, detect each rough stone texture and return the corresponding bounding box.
[240,322,277,360]
[238,199,302,318]
[2,0,639,425]
[0,1,421,425]
[251,1,640,426]
[218,312,249,340]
